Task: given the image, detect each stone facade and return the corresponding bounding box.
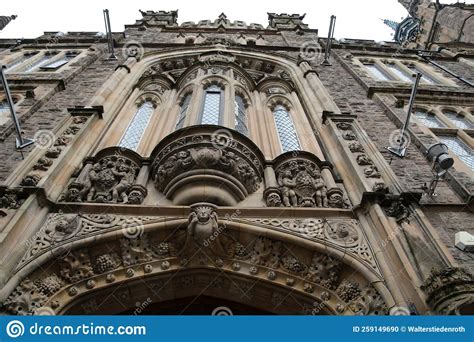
[0,6,472,315]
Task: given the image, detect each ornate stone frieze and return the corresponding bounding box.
[5,216,389,315]
[17,214,164,271]
[237,218,380,274]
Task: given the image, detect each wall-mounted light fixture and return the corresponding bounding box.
[423,142,454,196]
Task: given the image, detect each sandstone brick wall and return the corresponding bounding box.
[316,49,473,268]
[0,45,118,181]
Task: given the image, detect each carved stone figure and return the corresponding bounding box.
[279,170,298,206]
[62,155,139,204]
[276,160,329,208]
[187,204,228,255]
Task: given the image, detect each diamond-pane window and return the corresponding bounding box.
[201,85,222,125]
[364,64,390,81]
[118,101,154,151]
[439,136,474,170]
[273,105,300,152]
[176,93,191,129]
[386,64,413,83]
[443,111,473,129]
[413,110,444,128]
[234,95,248,136]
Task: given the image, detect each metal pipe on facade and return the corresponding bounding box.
[0,65,34,150]
[386,72,422,158]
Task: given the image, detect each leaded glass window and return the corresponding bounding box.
[413,110,444,128]
[439,136,474,170]
[364,64,390,81]
[273,105,301,152]
[386,63,413,83]
[443,111,473,129]
[234,95,248,136]
[176,93,191,130]
[201,85,222,125]
[118,101,154,151]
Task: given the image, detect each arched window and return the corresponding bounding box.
[118,101,155,151]
[273,105,300,152]
[234,95,248,135]
[176,93,192,129]
[413,109,444,128]
[200,85,223,125]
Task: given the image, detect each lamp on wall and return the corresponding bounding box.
[423,142,454,196]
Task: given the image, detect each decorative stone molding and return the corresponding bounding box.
[333,119,386,188]
[60,148,145,204]
[421,267,474,315]
[0,187,29,210]
[151,126,264,205]
[238,217,381,275]
[20,115,91,187]
[17,214,162,271]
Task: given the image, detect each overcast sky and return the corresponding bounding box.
[0,0,457,41]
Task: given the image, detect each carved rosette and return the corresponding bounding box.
[60,148,143,204]
[150,126,264,205]
[421,267,474,315]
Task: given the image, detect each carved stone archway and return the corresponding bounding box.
[2,205,392,316]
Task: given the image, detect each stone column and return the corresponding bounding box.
[263,165,281,207]
[321,167,345,207]
[128,162,149,204]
